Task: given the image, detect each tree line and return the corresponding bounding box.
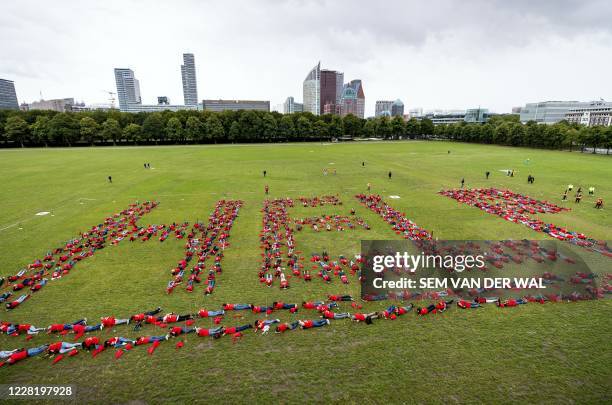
[0,109,610,152]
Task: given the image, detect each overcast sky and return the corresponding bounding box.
[2,0,611,115]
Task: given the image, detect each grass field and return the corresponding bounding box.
[0,141,610,404]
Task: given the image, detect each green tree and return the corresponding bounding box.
[493,122,511,144]
[142,113,165,143]
[48,113,79,146]
[328,115,344,139]
[228,121,241,142]
[205,114,225,143]
[313,120,329,140]
[30,115,51,146]
[166,117,183,143]
[101,118,122,145]
[362,119,377,138]
[563,128,579,152]
[405,118,420,139]
[508,123,526,146]
[4,116,29,147]
[481,123,494,144]
[278,115,295,141]
[185,116,204,142]
[378,116,393,139]
[391,116,405,139]
[261,113,278,142]
[79,116,100,145]
[296,116,313,139]
[420,118,434,137]
[342,114,362,138]
[123,123,143,144]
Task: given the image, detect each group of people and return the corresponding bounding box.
[1,201,163,310]
[293,215,370,232]
[3,286,610,368]
[355,194,432,240]
[165,200,243,295]
[439,188,611,257]
[561,185,603,208]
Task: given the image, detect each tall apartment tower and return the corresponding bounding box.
[181,53,198,106]
[0,78,19,110]
[303,62,321,115]
[114,68,141,111]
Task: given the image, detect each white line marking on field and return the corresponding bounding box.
[35,212,50,216]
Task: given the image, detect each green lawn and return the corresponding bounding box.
[0,141,610,403]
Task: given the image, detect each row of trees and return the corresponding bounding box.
[0,109,423,147]
[434,115,612,152]
[0,108,610,152]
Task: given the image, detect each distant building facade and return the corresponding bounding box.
[157,96,170,105]
[340,80,365,118]
[202,99,270,112]
[391,99,404,117]
[303,62,321,115]
[123,104,198,112]
[181,53,198,106]
[518,101,603,124]
[114,68,142,111]
[29,98,77,112]
[464,108,489,123]
[565,101,612,127]
[303,62,344,116]
[0,78,19,110]
[283,97,303,114]
[375,100,393,117]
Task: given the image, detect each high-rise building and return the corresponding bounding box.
[303,62,321,115]
[181,53,198,106]
[375,101,394,117]
[321,69,343,115]
[340,80,365,118]
[335,72,344,104]
[391,99,404,117]
[283,97,303,114]
[114,68,141,111]
[0,78,19,110]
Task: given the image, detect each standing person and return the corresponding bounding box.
[388,171,392,180]
[460,178,465,188]
[562,190,568,201]
[265,185,269,195]
[575,192,583,203]
[510,169,514,177]
[144,163,146,169]
[588,186,595,195]
[362,161,365,167]
[108,176,112,183]
[263,170,267,177]
[568,184,574,191]
[485,171,490,179]
[367,183,371,192]
[595,198,604,209]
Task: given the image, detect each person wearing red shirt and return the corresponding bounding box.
[195,327,223,339]
[327,294,353,302]
[321,310,350,320]
[275,321,299,333]
[222,324,253,336]
[299,319,330,329]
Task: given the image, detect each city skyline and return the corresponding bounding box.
[1,0,612,116]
